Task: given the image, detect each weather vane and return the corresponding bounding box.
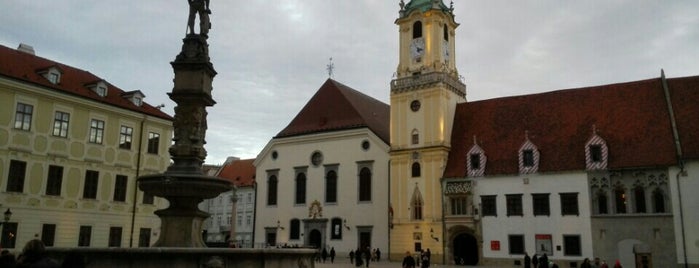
[326,57,335,78]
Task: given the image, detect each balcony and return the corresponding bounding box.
[391,72,466,98]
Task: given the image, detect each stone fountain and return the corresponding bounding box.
[46,2,315,267]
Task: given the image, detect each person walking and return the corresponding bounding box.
[524,252,531,268]
[349,250,355,264]
[532,254,539,268]
[364,247,371,267]
[613,260,622,268]
[581,258,592,268]
[376,248,381,262]
[329,247,336,263]
[402,251,416,268]
[16,239,59,268]
[321,248,328,263]
[355,248,363,267]
[539,253,549,268]
[421,249,430,268]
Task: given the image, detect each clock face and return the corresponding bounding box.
[410,100,421,112]
[442,41,450,59]
[410,38,425,59]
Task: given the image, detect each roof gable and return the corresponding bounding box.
[0,44,172,120]
[275,79,390,143]
[445,75,699,177]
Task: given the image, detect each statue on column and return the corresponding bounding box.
[187,0,211,36]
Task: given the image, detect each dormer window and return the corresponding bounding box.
[87,81,109,97]
[38,66,63,85]
[585,127,608,170]
[466,137,486,177]
[518,135,539,174]
[121,90,146,107]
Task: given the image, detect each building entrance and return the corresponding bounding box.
[453,233,478,265]
[309,229,322,248]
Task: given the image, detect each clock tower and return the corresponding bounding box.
[389,0,466,263]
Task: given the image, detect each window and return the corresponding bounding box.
[522,150,534,167]
[506,194,523,216]
[331,218,343,239]
[443,25,449,41]
[48,72,60,84]
[114,175,128,202]
[295,172,307,205]
[96,86,107,97]
[597,192,608,214]
[412,130,419,144]
[481,195,497,216]
[614,188,627,214]
[411,162,421,177]
[325,170,338,203]
[46,165,63,196]
[83,170,99,199]
[78,226,92,247]
[142,191,154,205]
[359,167,372,202]
[14,103,33,130]
[653,189,666,213]
[227,215,232,225]
[89,119,105,144]
[7,160,27,193]
[237,214,242,226]
[247,193,252,203]
[52,111,70,137]
[450,197,469,215]
[147,132,160,154]
[634,187,646,213]
[412,21,422,38]
[532,194,550,216]
[119,126,133,149]
[470,154,481,170]
[590,145,603,162]
[563,235,582,256]
[412,197,423,220]
[560,193,579,216]
[246,215,251,226]
[290,219,300,240]
[508,235,525,254]
[138,228,151,247]
[1,223,18,248]
[267,175,278,205]
[108,227,122,247]
[41,224,56,247]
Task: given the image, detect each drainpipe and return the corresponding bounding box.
[129,116,147,247]
[660,70,688,268]
[252,181,257,248]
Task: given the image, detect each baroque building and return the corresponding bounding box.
[254,79,390,257]
[0,44,172,249]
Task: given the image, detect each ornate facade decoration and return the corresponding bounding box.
[445,181,473,195]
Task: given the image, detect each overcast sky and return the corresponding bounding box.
[2,1,698,165]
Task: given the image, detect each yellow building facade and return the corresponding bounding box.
[389,0,466,263]
[0,44,172,249]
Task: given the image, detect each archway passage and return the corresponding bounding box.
[453,233,478,265]
[309,229,322,248]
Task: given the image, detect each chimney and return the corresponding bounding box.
[17,43,35,55]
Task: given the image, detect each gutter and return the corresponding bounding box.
[660,70,688,268]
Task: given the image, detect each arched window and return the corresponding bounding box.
[653,189,666,213]
[411,129,419,145]
[325,170,338,203]
[295,173,307,204]
[597,191,608,215]
[411,162,421,177]
[267,175,278,205]
[444,25,449,41]
[413,21,422,39]
[331,218,343,239]
[411,187,423,220]
[359,167,372,202]
[634,187,646,213]
[614,188,626,214]
[290,219,300,240]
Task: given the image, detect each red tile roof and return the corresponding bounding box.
[444,75,699,177]
[0,44,172,120]
[217,158,256,187]
[275,79,390,143]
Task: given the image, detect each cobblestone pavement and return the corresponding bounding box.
[314,257,497,268]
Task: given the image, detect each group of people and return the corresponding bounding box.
[349,247,381,267]
[524,253,622,268]
[318,247,336,263]
[401,248,430,268]
[0,239,85,268]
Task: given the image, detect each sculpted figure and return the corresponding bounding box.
[187,0,211,36]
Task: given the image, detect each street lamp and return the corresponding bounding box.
[2,208,11,223]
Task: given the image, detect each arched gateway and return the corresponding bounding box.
[452,233,479,265]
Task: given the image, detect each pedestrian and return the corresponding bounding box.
[539,253,548,268]
[321,248,328,263]
[613,260,622,268]
[421,248,430,268]
[349,250,355,264]
[365,247,371,267]
[593,258,601,268]
[355,248,364,267]
[330,247,336,263]
[600,260,609,268]
[581,258,592,268]
[0,250,17,268]
[524,252,531,268]
[376,248,381,262]
[16,239,60,268]
[532,254,539,268]
[402,251,416,268]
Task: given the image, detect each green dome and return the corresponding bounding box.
[401,0,450,17]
